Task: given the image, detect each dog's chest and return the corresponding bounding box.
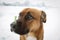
[26,36,37,40]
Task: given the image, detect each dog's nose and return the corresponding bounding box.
[10,22,17,32]
[10,22,16,28]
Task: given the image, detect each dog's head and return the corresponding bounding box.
[10,8,46,35]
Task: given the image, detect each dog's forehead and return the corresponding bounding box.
[29,8,42,17]
[20,8,42,17]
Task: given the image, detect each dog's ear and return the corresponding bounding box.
[41,11,46,23]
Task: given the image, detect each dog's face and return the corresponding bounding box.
[10,8,46,35]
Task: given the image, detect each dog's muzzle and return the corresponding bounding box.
[10,21,29,35]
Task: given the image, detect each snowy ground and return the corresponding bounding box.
[0,6,60,40]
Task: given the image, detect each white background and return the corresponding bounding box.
[0,0,60,40]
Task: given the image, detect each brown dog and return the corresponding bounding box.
[10,8,46,40]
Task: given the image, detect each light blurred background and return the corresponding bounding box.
[0,0,60,40]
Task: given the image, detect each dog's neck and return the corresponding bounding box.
[26,28,43,40]
[20,24,43,40]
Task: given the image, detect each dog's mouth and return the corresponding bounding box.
[11,28,29,35]
[11,26,29,35]
[10,22,29,35]
[14,28,29,35]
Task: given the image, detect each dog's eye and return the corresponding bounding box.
[25,12,33,20]
[25,15,33,20]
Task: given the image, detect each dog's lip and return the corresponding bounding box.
[13,29,29,35]
[15,32,29,35]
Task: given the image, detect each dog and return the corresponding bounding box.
[10,8,46,40]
